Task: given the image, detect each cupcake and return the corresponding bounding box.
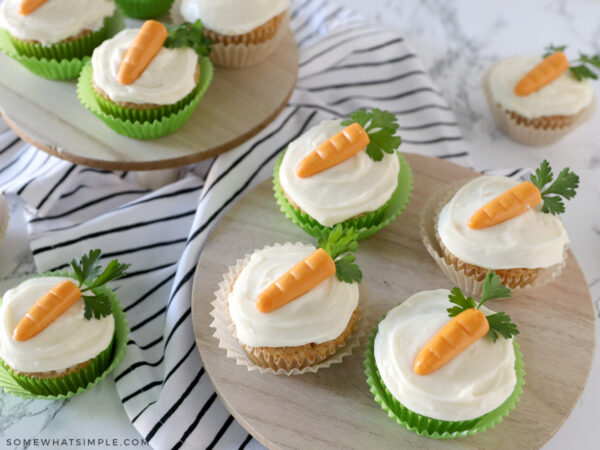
[78,19,213,139]
[172,0,290,68]
[0,0,116,79]
[212,226,363,374]
[115,0,174,20]
[0,250,129,397]
[274,108,413,240]
[422,160,579,295]
[364,272,524,438]
[483,45,598,146]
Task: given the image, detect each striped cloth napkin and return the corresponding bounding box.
[0,0,473,448]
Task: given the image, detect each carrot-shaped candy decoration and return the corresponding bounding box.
[296,108,402,178]
[515,44,600,96]
[117,20,212,86]
[19,0,48,15]
[468,160,579,229]
[414,272,518,376]
[13,249,130,341]
[255,225,362,313]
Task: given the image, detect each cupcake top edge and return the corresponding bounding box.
[489,55,594,119]
[92,27,199,105]
[179,0,290,36]
[374,287,517,422]
[0,276,115,373]
[0,0,115,46]
[228,242,359,348]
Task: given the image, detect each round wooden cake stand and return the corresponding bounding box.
[192,154,596,450]
[0,32,298,171]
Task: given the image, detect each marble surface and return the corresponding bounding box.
[1,0,599,448]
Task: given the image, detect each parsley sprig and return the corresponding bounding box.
[317,225,362,283]
[543,44,600,81]
[447,272,518,343]
[530,160,579,215]
[165,20,212,57]
[341,108,402,161]
[70,250,130,320]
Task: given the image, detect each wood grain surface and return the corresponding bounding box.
[0,32,298,171]
[191,153,596,449]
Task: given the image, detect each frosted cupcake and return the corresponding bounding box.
[0,250,129,397]
[423,160,578,295]
[215,226,362,374]
[365,273,524,438]
[484,46,598,146]
[275,108,413,240]
[78,20,213,139]
[0,0,116,79]
[172,0,290,67]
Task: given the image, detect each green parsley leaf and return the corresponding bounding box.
[318,225,361,284]
[479,272,511,306]
[580,53,600,68]
[543,44,567,58]
[334,254,363,283]
[570,64,598,81]
[82,292,112,320]
[70,250,130,321]
[486,312,519,343]
[447,287,477,317]
[341,108,401,161]
[165,20,212,57]
[530,160,579,215]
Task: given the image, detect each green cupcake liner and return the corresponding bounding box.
[0,13,123,80]
[273,151,413,240]
[0,271,130,400]
[77,57,214,139]
[115,0,174,19]
[363,312,525,439]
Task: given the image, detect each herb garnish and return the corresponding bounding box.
[70,249,130,320]
[318,225,362,283]
[447,272,518,343]
[543,44,600,81]
[165,20,212,57]
[341,108,402,161]
[530,160,579,215]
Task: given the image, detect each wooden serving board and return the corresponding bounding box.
[192,153,596,449]
[0,32,298,171]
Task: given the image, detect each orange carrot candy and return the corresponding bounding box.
[414,272,518,376]
[13,249,130,342]
[295,108,402,178]
[467,160,579,230]
[19,0,48,15]
[255,225,362,313]
[117,20,168,85]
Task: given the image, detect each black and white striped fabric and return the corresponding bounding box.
[0,1,473,448]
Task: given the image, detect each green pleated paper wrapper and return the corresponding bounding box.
[77,56,213,139]
[363,315,525,439]
[274,151,413,240]
[115,0,174,19]
[0,271,129,400]
[0,14,123,80]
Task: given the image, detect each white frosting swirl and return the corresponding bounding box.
[179,0,289,35]
[489,56,594,118]
[0,0,114,45]
[374,289,516,421]
[437,176,569,269]
[0,277,115,373]
[91,28,198,105]
[279,120,400,227]
[228,244,359,347]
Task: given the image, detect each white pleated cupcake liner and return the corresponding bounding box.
[210,242,369,376]
[170,1,290,68]
[420,181,567,297]
[482,64,596,146]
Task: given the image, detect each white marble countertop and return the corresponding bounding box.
[1,0,599,448]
